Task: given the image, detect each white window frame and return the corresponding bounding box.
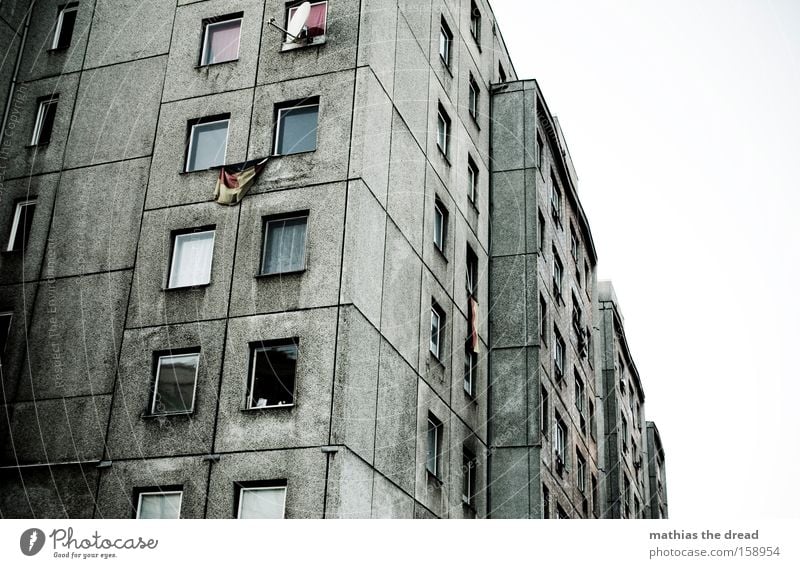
[186,118,229,172]
[552,252,563,297]
[555,419,566,460]
[274,102,319,155]
[237,485,287,519]
[6,199,36,252]
[577,455,586,493]
[436,107,450,157]
[468,77,479,119]
[51,4,78,50]
[168,229,216,289]
[553,329,564,378]
[433,202,445,252]
[30,99,57,146]
[151,352,200,416]
[462,449,476,506]
[439,21,452,67]
[467,158,478,203]
[0,311,12,356]
[247,343,298,409]
[469,1,481,43]
[464,348,476,397]
[551,182,562,223]
[136,491,183,519]
[426,415,442,477]
[430,305,442,360]
[200,17,243,66]
[261,214,309,275]
[284,0,328,47]
[575,375,584,413]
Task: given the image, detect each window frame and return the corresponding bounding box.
[466,245,478,298]
[185,115,230,172]
[135,490,183,520]
[469,0,481,45]
[51,3,78,51]
[429,302,444,361]
[273,98,320,156]
[540,385,549,434]
[426,413,443,478]
[553,326,565,380]
[246,339,299,410]
[570,224,579,260]
[439,18,453,68]
[552,249,563,299]
[462,447,476,506]
[284,0,329,47]
[150,351,201,416]
[537,131,544,168]
[235,482,288,519]
[467,156,478,204]
[463,347,477,397]
[539,294,547,344]
[167,228,216,289]
[260,212,309,276]
[433,200,447,253]
[0,311,12,360]
[468,75,479,120]
[537,210,546,252]
[577,451,586,493]
[436,104,451,159]
[550,171,562,225]
[30,96,58,146]
[5,198,36,252]
[200,14,243,66]
[574,374,584,414]
[554,415,567,472]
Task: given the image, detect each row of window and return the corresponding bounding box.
[542,470,599,519]
[135,482,286,519]
[425,413,478,508]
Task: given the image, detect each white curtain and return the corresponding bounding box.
[238,487,286,519]
[138,493,181,519]
[262,217,307,274]
[169,231,215,288]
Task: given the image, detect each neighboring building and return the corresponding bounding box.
[647,421,669,519]
[0,0,666,519]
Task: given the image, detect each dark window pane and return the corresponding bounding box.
[9,201,36,252]
[276,105,318,155]
[0,313,11,361]
[250,343,297,407]
[154,354,199,414]
[38,101,57,145]
[55,8,77,50]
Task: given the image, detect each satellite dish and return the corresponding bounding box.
[286,2,311,42]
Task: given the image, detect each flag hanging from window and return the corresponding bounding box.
[214,157,269,205]
[468,296,479,353]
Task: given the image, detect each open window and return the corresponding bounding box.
[426,413,443,478]
[439,17,453,68]
[6,199,36,252]
[436,104,451,159]
[151,351,200,415]
[30,96,58,146]
[185,115,229,172]
[468,75,479,120]
[135,489,182,519]
[247,339,298,409]
[236,482,287,519]
[168,228,215,289]
[283,1,328,49]
[469,1,481,45]
[463,346,477,397]
[200,13,242,65]
[51,4,78,51]
[467,156,478,204]
[429,302,445,361]
[433,199,447,254]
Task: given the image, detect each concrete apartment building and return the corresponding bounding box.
[647,421,668,519]
[0,0,667,519]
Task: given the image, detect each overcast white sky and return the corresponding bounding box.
[491,0,800,519]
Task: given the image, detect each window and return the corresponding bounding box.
[468,75,479,120]
[237,484,287,519]
[591,474,599,518]
[261,214,308,275]
[572,292,583,334]
[469,1,481,44]
[540,386,549,434]
[462,448,476,506]
[498,63,506,83]
[586,326,593,362]
[589,400,596,440]
[430,302,444,360]
[51,3,78,50]
[286,1,328,43]
[574,375,584,414]
[537,210,545,252]
[577,451,586,493]
[554,414,567,475]
[584,260,591,296]
[556,503,568,519]
[185,115,229,172]
[550,172,562,225]
[467,156,478,204]
[0,312,11,363]
[30,96,58,146]
[136,490,182,519]
[537,132,544,168]
[466,245,478,298]
[426,413,443,478]
[168,229,215,288]
[274,98,319,155]
[539,294,547,343]
[570,224,579,260]
[542,485,550,519]
[5,199,36,252]
[439,18,453,68]
[553,326,565,380]
[463,347,476,397]
[247,340,298,408]
[623,475,631,518]
[552,249,563,299]
[201,14,242,65]
[436,104,451,158]
[621,414,628,453]
[151,352,200,415]
[433,200,447,253]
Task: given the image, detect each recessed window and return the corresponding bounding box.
[0,312,12,362]
[201,14,242,65]
[30,96,58,146]
[462,447,476,506]
[537,210,545,252]
[589,399,596,440]
[151,352,200,415]
[584,260,591,297]
[436,104,451,158]
[540,386,549,434]
[247,340,298,409]
[570,224,579,260]
[51,4,78,50]
[286,1,328,44]
[539,294,547,343]
[542,484,550,519]
[426,413,443,478]
[591,474,599,517]
[439,18,453,68]
[168,229,215,289]
[468,75,479,120]
[136,490,182,519]
[430,302,445,360]
[186,115,229,172]
[467,156,478,204]
[621,414,628,453]
[498,63,506,83]
[261,214,308,275]
[552,249,563,299]
[572,292,583,334]
[5,199,36,252]
[553,326,565,380]
[537,132,544,168]
[577,452,586,493]
[274,98,319,155]
[575,374,584,414]
[554,414,567,476]
[237,484,287,519]
[466,245,478,298]
[556,503,568,519]
[550,171,562,225]
[463,347,477,397]
[433,200,447,253]
[469,1,481,44]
